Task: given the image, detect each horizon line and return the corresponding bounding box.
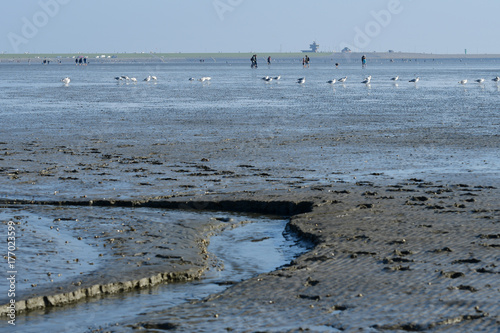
[3,51,500,57]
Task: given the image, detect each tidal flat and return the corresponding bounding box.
[1,60,499,331]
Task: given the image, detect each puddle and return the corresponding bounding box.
[0,207,310,333]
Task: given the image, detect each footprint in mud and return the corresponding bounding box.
[440,271,465,279]
[387,239,406,245]
[303,277,320,287]
[357,203,375,209]
[394,249,414,256]
[383,257,413,264]
[451,258,481,264]
[431,247,453,253]
[350,251,377,258]
[479,234,500,239]
[448,285,478,292]
[297,294,321,301]
[475,267,499,274]
[383,265,411,271]
[411,196,430,202]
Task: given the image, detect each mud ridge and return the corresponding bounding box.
[0,198,315,218]
[0,198,315,315]
[1,270,202,316]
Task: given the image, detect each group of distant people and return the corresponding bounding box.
[250,55,273,68]
[249,54,367,69]
[302,55,310,67]
[75,57,88,65]
[39,57,89,65]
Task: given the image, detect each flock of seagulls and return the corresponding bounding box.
[322,75,500,85]
[143,75,158,82]
[60,75,158,85]
[113,75,157,82]
[189,76,212,82]
[261,75,281,82]
[458,77,500,85]
[60,75,500,86]
[301,75,422,85]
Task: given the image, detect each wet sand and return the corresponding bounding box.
[127,184,498,332]
[1,127,499,331]
[1,181,499,332]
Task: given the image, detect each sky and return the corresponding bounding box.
[1,0,500,54]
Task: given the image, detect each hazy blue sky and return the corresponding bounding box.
[2,0,499,54]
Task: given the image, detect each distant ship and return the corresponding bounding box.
[302,41,319,53]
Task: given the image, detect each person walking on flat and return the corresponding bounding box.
[251,54,258,68]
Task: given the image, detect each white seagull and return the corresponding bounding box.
[273,75,281,80]
[475,78,485,84]
[61,77,70,84]
[327,79,336,85]
[391,76,399,81]
[151,76,157,81]
[338,76,347,83]
[458,79,467,85]
[409,77,420,83]
[362,76,371,84]
[144,76,152,82]
[130,77,137,82]
[199,77,211,82]
[297,77,306,84]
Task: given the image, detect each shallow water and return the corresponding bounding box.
[0,208,308,332]
[1,58,499,201]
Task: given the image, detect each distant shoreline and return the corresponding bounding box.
[2,52,500,63]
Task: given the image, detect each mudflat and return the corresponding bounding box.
[2,179,499,331]
[120,182,499,332]
[1,61,499,331]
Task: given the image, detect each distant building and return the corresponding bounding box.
[341,47,352,53]
[302,41,319,53]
